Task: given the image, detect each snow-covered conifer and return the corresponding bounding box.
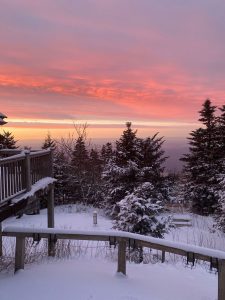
[114,182,170,237]
[181,99,219,215]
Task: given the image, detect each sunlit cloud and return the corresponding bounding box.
[0,0,225,142]
[8,117,199,128]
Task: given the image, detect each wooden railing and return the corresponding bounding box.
[0,149,52,204]
[2,227,225,299]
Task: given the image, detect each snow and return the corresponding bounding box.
[0,258,217,300]
[30,149,50,155]
[0,206,220,300]
[11,177,56,203]
[165,213,225,251]
[3,205,113,231]
[0,151,25,162]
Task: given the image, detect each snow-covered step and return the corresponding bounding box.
[172,214,192,227]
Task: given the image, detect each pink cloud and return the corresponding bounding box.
[0,0,225,129]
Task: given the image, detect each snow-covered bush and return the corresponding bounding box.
[114,183,170,237]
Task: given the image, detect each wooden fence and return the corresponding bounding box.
[2,227,225,300]
[0,149,52,203]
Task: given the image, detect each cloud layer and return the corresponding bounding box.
[1,0,225,131]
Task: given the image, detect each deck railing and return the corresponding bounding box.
[2,227,225,300]
[0,149,52,203]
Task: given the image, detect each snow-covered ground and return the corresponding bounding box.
[166,213,225,251]
[0,205,221,300]
[3,205,113,232]
[0,258,217,300]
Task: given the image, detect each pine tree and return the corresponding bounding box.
[114,182,170,237]
[102,122,140,212]
[213,106,225,229]
[214,165,225,231]
[138,134,167,185]
[116,122,139,166]
[87,148,103,206]
[101,142,113,163]
[70,136,89,202]
[102,122,168,237]
[53,147,71,204]
[181,99,219,215]
[71,136,89,172]
[42,133,56,150]
[0,131,18,149]
[216,105,225,165]
[89,148,102,183]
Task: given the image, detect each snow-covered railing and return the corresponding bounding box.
[0,149,53,203]
[2,227,225,300]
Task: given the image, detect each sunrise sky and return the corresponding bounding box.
[1,0,225,165]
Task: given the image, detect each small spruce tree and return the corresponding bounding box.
[42,133,56,150]
[0,130,18,149]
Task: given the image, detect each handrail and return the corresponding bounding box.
[2,227,225,299]
[0,149,52,204]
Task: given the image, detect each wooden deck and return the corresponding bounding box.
[0,149,54,220]
[0,149,55,255]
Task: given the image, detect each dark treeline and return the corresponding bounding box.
[1,99,225,235]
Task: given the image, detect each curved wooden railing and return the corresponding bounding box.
[0,149,53,203]
[2,227,225,299]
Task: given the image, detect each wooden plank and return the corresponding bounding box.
[3,231,110,241]
[15,236,25,272]
[218,259,225,300]
[139,240,212,263]
[117,239,126,275]
[48,185,55,256]
[47,185,54,228]
[3,228,225,264]
[25,152,31,192]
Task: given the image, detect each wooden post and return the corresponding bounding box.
[93,211,97,225]
[15,236,25,272]
[0,222,2,256]
[47,184,55,256]
[25,151,31,192]
[218,259,225,300]
[117,239,126,275]
[49,149,54,177]
[47,185,54,228]
[162,251,165,263]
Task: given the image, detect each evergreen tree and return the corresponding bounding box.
[102,122,168,237]
[53,147,71,204]
[71,136,89,173]
[70,136,89,202]
[116,122,139,166]
[138,134,167,185]
[214,165,225,231]
[89,148,102,182]
[0,131,18,149]
[42,133,56,150]
[216,105,225,165]
[114,182,170,237]
[102,122,140,212]
[101,142,113,163]
[181,99,219,215]
[87,148,103,206]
